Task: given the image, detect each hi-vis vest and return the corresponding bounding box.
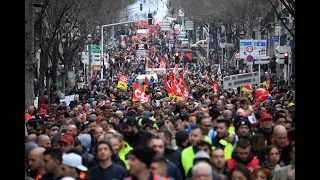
[181,146,195,176]
[138,116,159,130]
[211,139,234,160]
[118,141,133,170]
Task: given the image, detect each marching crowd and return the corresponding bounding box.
[25,21,295,180]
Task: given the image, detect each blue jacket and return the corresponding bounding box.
[167,160,183,180]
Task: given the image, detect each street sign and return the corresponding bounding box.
[169,40,174,44]
[270,36,280,42]
[240,40,254,59]
[234,52,240,60]
[161,26,171,31]
[169,35,174,40]
[246,46,253,53]
[90,45,100,52]
[185,27,193,30]
[219,38,226,48]
[246,55,254,62]
[240,39,267,60]
[254,60,269,64]
[253,40,267,59]
[223,72,259,89]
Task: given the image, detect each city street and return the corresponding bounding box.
[25,0,295,180]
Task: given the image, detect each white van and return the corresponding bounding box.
[136,74,158,84]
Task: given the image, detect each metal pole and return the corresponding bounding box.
[100,26,104,79]
[207,24,210,63]
[287,56,290,85]
[88,43,92,83]
[258,51,261,84]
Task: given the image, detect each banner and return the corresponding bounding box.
[117,75,129,90]
[133,81,151,103]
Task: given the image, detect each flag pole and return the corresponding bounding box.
[240,86,242,98]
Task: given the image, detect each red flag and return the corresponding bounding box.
[144,77,149,91]
[170,72,182,98]
[133,81,151,103]
[180,73,189,99]
[162,73,176,100]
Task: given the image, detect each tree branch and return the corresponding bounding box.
[279,0,295,19]
[267,0,294,38]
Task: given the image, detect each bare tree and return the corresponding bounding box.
[33,0,134,105]
[267,0,295,37]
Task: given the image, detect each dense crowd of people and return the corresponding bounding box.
[25,21,295,180]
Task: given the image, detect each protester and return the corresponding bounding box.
[25,20,295,180]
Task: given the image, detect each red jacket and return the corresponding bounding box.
[227,156,259,170]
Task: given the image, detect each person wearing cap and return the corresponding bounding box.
[87,141,128,180]
[125,146,169,180]
[235,117,253,141]
[61,153,88,180]
[59,134,75,153]
[122,116,153,148]
[255,113,274,145]
[287,103,295,120]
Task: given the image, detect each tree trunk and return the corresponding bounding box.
[75,47,80,82]
[46,65,50,103]
[25,0,35,107]
[39,50,48,108]
[51,43,58,92]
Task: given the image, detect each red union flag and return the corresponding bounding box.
[117,75,129,90]
[133,81,151,103]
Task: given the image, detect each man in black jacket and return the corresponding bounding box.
[122,116,153,148]
[87,141,128,180]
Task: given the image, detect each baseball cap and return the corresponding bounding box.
[194,150,210,160]
[61,177,76,180]
[123,116,137,126]
[62,153,88,171]
[288,103,295,108]
[59,134,74,144]
[260,113,273,121]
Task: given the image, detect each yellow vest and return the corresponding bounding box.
[181,146,195,176]
[118,141,133,170]
[212,139,234,160]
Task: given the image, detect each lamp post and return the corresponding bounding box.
[87,34,93,83]
[33,2,44,108]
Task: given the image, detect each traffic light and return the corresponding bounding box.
[148,13,152,25]
[140,4,142,11]
[284,52,289,65]
[174,53,180,64]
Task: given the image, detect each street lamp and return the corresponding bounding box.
[33,3,44,13]
[87,34,93,80]
[87,33,93,41]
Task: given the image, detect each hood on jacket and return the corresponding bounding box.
[232,150,255,165]
[77,134,92,151]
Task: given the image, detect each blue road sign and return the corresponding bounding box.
[169,40,174,44]
[270,36,280,42]
[246,55,254,62]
